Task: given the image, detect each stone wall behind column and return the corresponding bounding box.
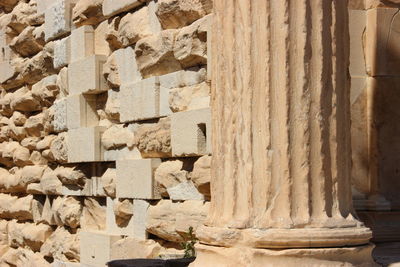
[0,0,212,266]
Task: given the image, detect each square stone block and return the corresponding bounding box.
[366,7,400,76]
[44,0,78,41]
[102,0,145,17]
[53,36,71,69]
[67,126,106,163]
[116,159,161,199]
[158,69,206,90]
[68,55,108,95]
[113,47,142,85]
[80,231,122,267]
[106,198,148,239]
[171,108,211,156]
[70,25,95,63]
[349,10,367,77]
[0,31,12,62]
[0,61,15,84]
[66,94,98,130]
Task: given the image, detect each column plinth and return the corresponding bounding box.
[196,0,372,253]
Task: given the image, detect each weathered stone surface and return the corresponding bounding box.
[1,247,50,267]
[111,237,163,260]
[100,167,116,197]
[156,0,212,29]
[113,199,133,226]
[134,118,172,157]
[0,194,33,220]
[102,0,146,17]
[155,160,188,196]
[102,124,134,150]
[167,180,204,201]
[21,165,46,186]
[53,196,82,228]
[7,220,53,252]
[9,26,45,57]
[24,113,44,137]
[40,227,80,262]
[135,29,181,78]
[40,170,63,195]
[72,0,105,26]
[31,75,59,107]
[10,87,41,112]
[81,197,106,230]
[169,82,210,112]
[117,2,161,47]
[146,200,209,242]
[173,15,208,68]
[190,155,210,197]
[49,132,68,163]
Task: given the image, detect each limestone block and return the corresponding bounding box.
[349,10,367,77]
[40,171,63,195]
[158,68,206,89]
[366,7,400,76]
[53,36,71,69]
[53,98,68,133]
[349,0,365,9]
[101,168,116,197]
[57,67,69,97]
[133,118,172,157]
[68,55,108,95]
[80,231,122,267]
[117,1,161,47]
[81,197,106,231]
[120,76,172,122]
[156,0,212,29]
[66,94,98,130]
[103,146,142,161]
[36,0,53,16]
[366,0,400,8]
[41,227,80,262]
[4,1,43,34]
[110,237,163,260]
[171,108,211,156]
[44,0,78,41]
[52,196,82,228]
[116,158,161,199]
[103,47,141,88]
[52,260,81,267]
[1,247,51,267]
[21,165,46,186]
[146,199,209,242]
[10,87,41,112]
[191,155,211,197]
[0,0,18,12]
[70,25,95,63]
[104,89,120,120]
[0,61,19,89]
[94,20,111,56]
[102,0,146,17]
[135,29,181,78]
[9,26,45,57]
[72,0,105,26]
[173,15,208,68]
[154,160,188,196]
[24,113,44,137]
[67,126,106,163]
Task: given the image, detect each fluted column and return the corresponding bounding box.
[197,0,372,249]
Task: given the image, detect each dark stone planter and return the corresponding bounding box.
[107,257,196,267]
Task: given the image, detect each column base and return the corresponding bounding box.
[190,243,377,267]
[197,225,372,248]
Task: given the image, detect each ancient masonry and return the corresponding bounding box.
[0,0,399,266]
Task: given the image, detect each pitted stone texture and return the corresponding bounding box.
[191,155,211,197]
[40,227,80,262]
[45,0,78,41]
[53,37,71,69]
[7,220,53,252]
[72,0,105,26]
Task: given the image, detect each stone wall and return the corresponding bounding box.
[0,0,212,266]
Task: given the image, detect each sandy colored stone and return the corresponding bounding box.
[21,165,46,186]
[104,89,120,120]
[31,74,59,107]
[173,15,208,68]
[36,135,56,151]
[111,237,163,260]
[49,132,68,163]
[72,0,105,26]
[40,227,80,262]
[117,2,161,47]
[7,122,27,141]
[53,196,82,228]
[0,194,33,220]
[8,220,53,252]
[56,67,69,97]
[81,197,106,230]
[4,1,43,35]
[10,86,41,112]
[102,124,134,150]
[167,180,204,201]
[135,29,181,78]
[101,167,116,197]
[134,118,172,157]
[155,160,188,196]
[169,82,210,112]
[146,199,209,242]
[113,199,133,226]
[40,170,62,195]
[366,0,400,8]
[156,0,212,29]
[0,247,50,267]
[191,155,210,197]
[11,111,27,126]
[24,113,44,137]
[9,26,45,57]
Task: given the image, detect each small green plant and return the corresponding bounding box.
[180,226,198,258]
